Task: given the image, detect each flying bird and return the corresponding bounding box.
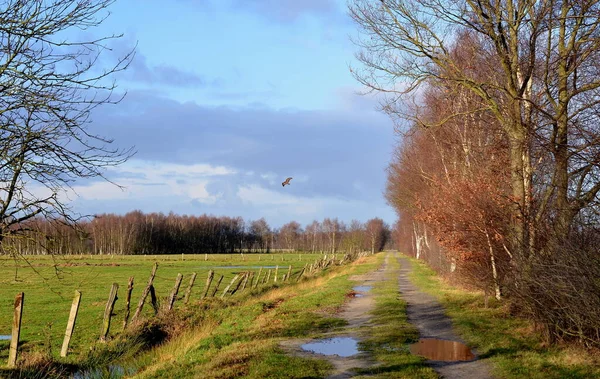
[282,177,292,187]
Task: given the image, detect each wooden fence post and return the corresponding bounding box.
[211,274,224,297]
[183,272,197,304]
[286,265,292,281]
[244,272,253,291]
[7,292,24,368]
[60,290,81,357]
[149,285,159,315]
[122,277,134,330]
[253,267,263,288]
[100,283,118,342]
[265,269,271,284]
[132,262,158,322]
[202,270,214,299]
[231,272,247,295]
[274,266,279,283]
[296,264,307,282]
[248,270,255,288]
[221,274,240,298]
[167,273,183,311]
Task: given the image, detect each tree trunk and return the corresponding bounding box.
[485,229,501,300]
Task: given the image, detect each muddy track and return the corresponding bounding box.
[280,255,390,378]
[281,253,495,378]
[397,253,494,379]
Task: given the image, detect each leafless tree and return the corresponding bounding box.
[0,0,135,245]
[349,0,600,258]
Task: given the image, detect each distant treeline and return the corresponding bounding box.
[2,211,390,255]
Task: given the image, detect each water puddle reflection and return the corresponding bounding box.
[409,338,475,361]
[353,285,372,292]
[301,337,359,357]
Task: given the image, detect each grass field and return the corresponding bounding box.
[0,252,326,365]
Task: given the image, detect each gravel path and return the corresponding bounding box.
[397,253,494,379]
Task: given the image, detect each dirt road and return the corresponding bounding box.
[282,252,494,378]
[397,253,494,378]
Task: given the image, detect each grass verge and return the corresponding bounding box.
[125,254,383,378]
[406,255,600,379]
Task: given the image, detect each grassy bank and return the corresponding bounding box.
[0,253,325,364]
[406,255,600,379]
[112,253,383,378]
[355,254,438,378]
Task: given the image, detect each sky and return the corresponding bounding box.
[67,0,398,229]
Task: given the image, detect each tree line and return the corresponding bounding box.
[1,211,390,256]
[349,0,600,346]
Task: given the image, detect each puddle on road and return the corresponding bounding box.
[409,338,475,361]
[353,285,372,292]
[301,337,359,357]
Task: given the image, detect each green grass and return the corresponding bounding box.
[130,253,382,378]
[405,255,600,379]
[0,252,326,365]
[354,254,438,379]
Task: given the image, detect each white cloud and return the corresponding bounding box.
[68,160,235,204]
[238,184,299,206]
[118,160,236,178]
[236,183,351,217]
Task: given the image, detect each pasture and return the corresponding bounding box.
[0,252,325,364]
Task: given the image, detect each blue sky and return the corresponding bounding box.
[68,0,397,228]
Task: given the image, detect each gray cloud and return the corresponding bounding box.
[103,35,216,88]
[86,90,396,225]
[127,51,213,87]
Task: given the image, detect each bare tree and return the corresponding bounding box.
[349,0,600,258]
[322,218,341,254]
[305,220,321,253]
[0,0,135,244]
[279,221,302,250]
[249,218,271,252]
